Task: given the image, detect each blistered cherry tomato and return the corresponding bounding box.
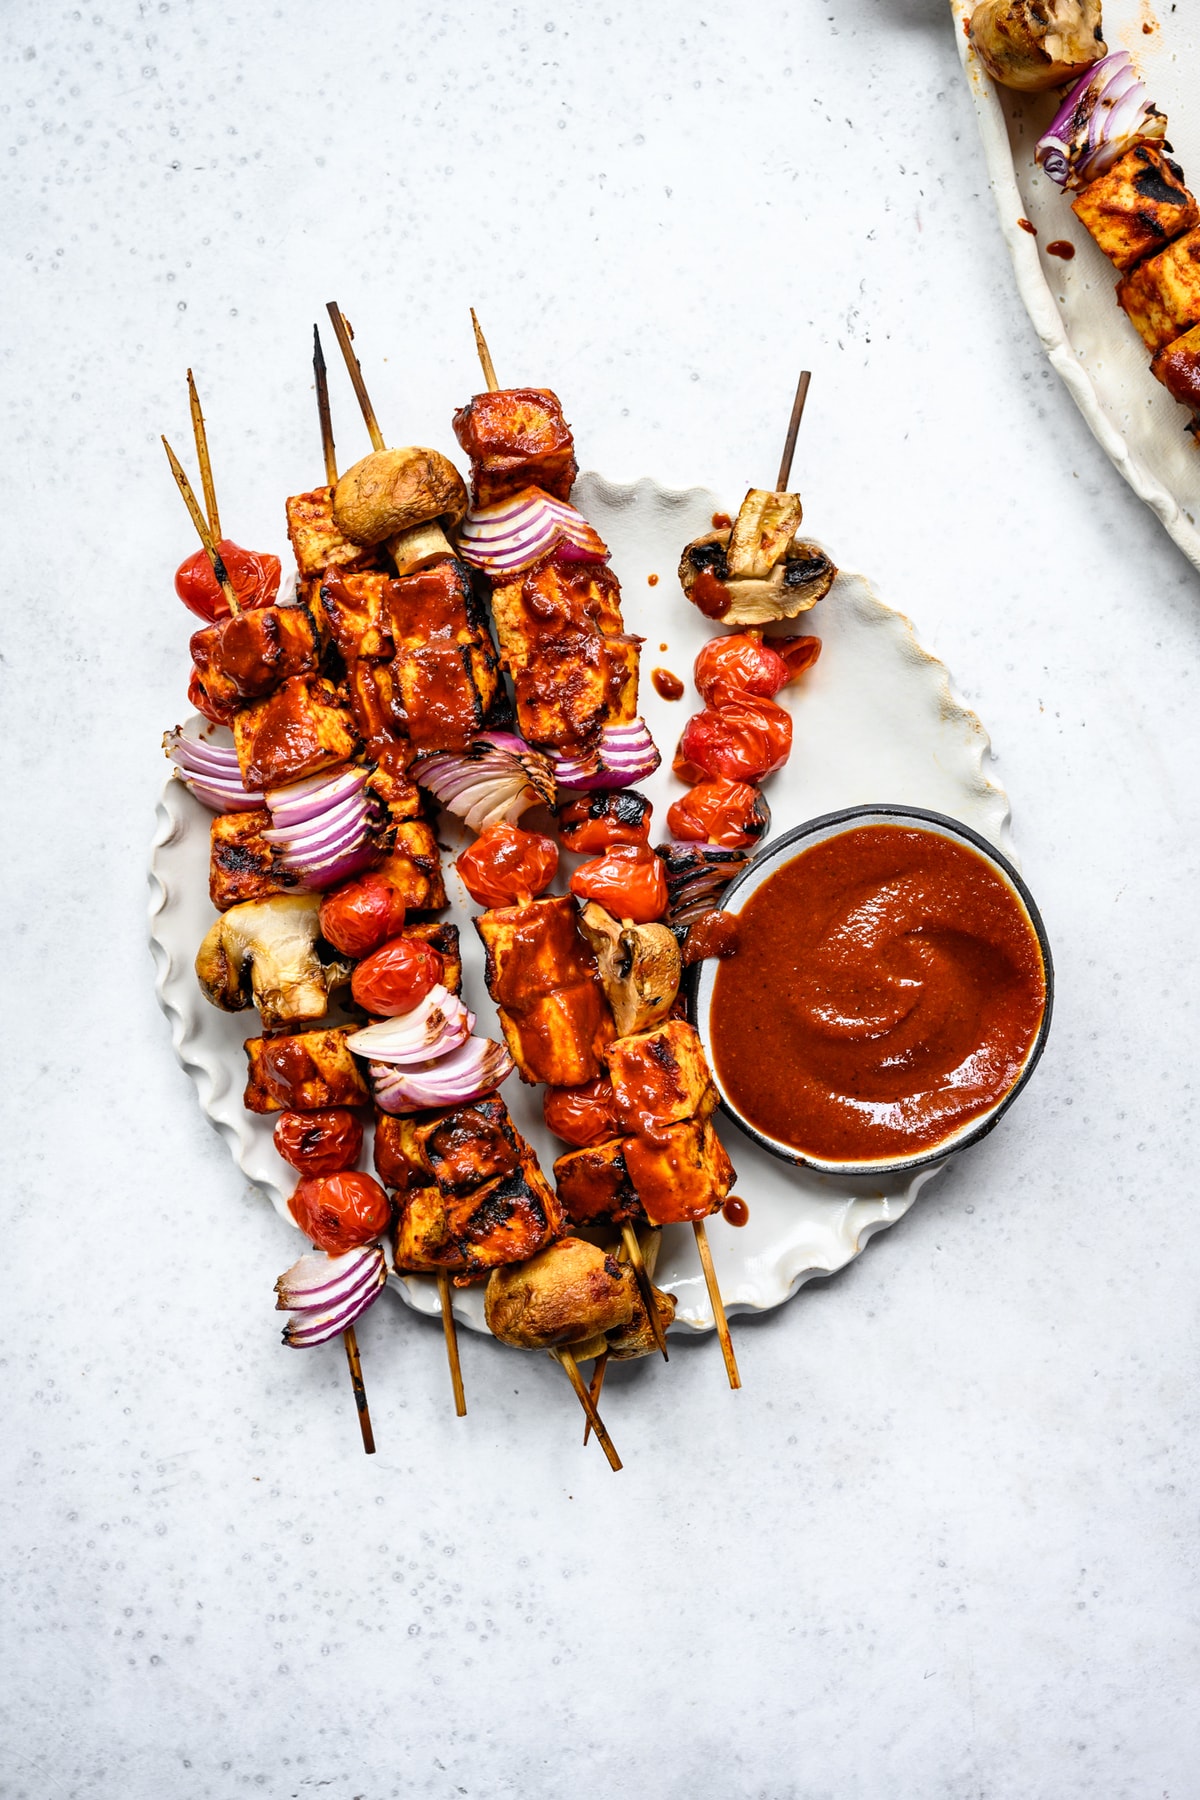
[694,632,789,708]
[674,698,792,785]
[274,1108,364,1176]
[775,634,821,682]
[188,663,237,725]
[543,1077,622,1148]
[569,841,668,923]
[288,1170,392,1255]
[667,779,771,850]
[174,541,282,623]
[351,935,444,1016]
[557,789,652,854]
[456,823,558,908]
[319,873,407,957]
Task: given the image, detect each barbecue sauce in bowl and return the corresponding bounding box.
[709,824,1047,1164]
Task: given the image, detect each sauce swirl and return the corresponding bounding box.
[710,825,1046,1162]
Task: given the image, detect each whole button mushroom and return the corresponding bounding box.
[332,445,469,575]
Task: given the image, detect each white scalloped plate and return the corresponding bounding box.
[149,474,1015,1336]
[950,0,1200,572]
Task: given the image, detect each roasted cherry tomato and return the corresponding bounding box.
[569,841,668,923]
[543,1077,622,1148]
[557,788,652,853]
[351,935,444,1017]
[456,823,558,908]
[274,1108,364,1177]
[288,1170,392,1255]
[674,697,792,785]
[694,632,789,708]
[174,541,282,623]
[775,634,821,682]
[319,873,407,958]
[188,663,237,725]
[667,779,771,850]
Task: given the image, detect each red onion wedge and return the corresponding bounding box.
[553,717,662,791]
[371,1038,515,1113]
[345,986,474,1064]
[275,1244,387,1348]
[263,764,381,890]
[411,731,557,830]
[458,488,609,578]
[1035,50,1167,190]
[164,727,264,812]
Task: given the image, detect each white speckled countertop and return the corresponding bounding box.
[4,2,1199,1795]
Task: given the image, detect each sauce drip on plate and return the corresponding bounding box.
[709,825,1046,1162]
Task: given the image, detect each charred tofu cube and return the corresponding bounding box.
[1151,320,1200,420]
[232,676,358,790]
[488,557,636,749]
[190,605,320,705]
[286,486,381,580]
[365,743,427,820]
[318,571,394,663]
[209,808,299,912]
[1072,145,1199,273]
[392,1150,563,1276]
[475,896,613,1085]
[416,1096,523,1195]
[451,387,578,506]
[386,558,501,751]
[623,1118,735,1226]
[1118,227,1200,353]
[243,1026,369,1114]
[605,1020,714,1132]
[374,820,448,913]
[553,1137,643,1226]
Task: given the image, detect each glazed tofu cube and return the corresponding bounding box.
[373,1113,430,1191]
[1072,144,1198,273]
[553,1137,643,1226]
[623,1118,735,1227]
[605,1020,714,1132]
[373,820,447,913]
[1151,321,1200,420]
[416,1096,523,1195]
[243,1026,368,1114]
[345,657,400,743]
[208,808,298,911]
[451,387,578,506]
[386,557,502,751]
[1118,227,1200,353]
[392,1151,563,1276]
[232,676,358,790]
[318,570,394,662]
[190,604,319,705]
[285,486,380,580]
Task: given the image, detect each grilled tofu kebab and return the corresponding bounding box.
[969,2,1200,432]
[411,316,751,1391]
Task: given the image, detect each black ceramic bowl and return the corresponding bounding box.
[689,804,1054,1177]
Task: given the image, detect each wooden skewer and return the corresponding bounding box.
[693,1218,741,1390]
[325,300,386,451]
[552,1347,622,1471]
[582,1350,609,1446]
[341,1324,376,1455]
[437,1272,468,1417]
[776,368,812,492]
[620,1221,669,1361]
[161,436,241,617]
[470,308,500,393]
[186,369,222,540]
[312,325,339,487]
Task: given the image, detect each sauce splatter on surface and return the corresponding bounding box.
[722,1197,750,1227]
[647,573,659,587]
[711,512,733,530]
[1046,239,1076,260]
[1018,217,1038,235]
[651,667,684,701]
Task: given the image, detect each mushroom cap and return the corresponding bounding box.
[332,446,469,546]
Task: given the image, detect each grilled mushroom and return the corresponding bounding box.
[968,0,1105,92]
[577,901,681,1036]
[679,487,835,625]
[484,1236,635,1350]
[195,893,351,1030]
[333,446,469,575]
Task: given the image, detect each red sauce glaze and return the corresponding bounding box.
[652,667,685,700]
[1046,239,1076,260]
[710,825,1046,1162]
[647,573,660,587]
[722,1196,750,1227]
[1018,217,1038,235]
[691,569,732,620]
[711,512,733,530]
[683,910,741,964]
